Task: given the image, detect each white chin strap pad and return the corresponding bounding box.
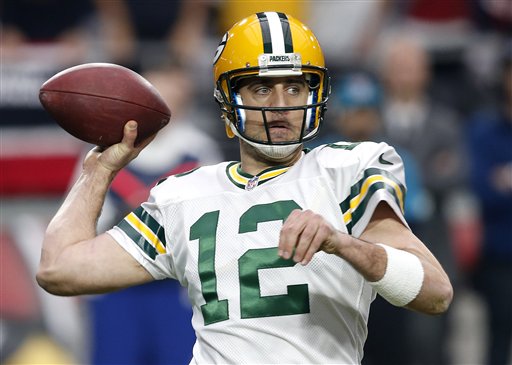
[250,141,302,160]
[228,122,301,160]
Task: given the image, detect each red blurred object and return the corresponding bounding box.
[0,229,40,320]
[0,155,78,196]
[408,0,470,22]
[450,217,483,273]
[0,127,82,196]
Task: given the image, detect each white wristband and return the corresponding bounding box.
[369,243,424,307]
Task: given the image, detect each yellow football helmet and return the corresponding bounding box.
[213,12,330,156]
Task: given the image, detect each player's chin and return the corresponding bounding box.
[266,129,300,143]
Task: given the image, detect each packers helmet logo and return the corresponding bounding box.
[213,32,228,65]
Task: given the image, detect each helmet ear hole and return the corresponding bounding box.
[306,74,321,90]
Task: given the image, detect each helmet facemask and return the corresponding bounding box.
[214,67,329,159]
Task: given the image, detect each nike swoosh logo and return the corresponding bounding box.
[378,153,393,165]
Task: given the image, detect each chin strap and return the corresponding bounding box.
[226,121,302,160]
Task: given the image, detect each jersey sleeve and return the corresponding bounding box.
[106,182,176,280]
[334,142,408,238]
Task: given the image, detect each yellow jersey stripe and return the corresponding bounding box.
[350,175,404,213]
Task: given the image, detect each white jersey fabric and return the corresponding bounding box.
[108,141,408,364]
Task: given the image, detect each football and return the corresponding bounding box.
[39,63,171,147]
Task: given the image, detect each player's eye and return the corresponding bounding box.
[254,86,271,95]
[287,86,300,95]
[286,84,306,96]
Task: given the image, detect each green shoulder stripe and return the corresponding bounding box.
[340,168,406,234]
[323,142,361,150]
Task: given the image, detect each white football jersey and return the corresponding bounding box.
[108,141,408,364]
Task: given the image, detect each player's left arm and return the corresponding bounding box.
[357,202,453,314]
[278,202,453,315]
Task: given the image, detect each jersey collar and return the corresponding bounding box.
[226,162,291,190]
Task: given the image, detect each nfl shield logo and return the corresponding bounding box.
[245,176,259,191]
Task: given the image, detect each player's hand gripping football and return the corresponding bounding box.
[278,209,345,265]
[83,120,156,174]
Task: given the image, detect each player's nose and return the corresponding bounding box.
[268,88,290,110]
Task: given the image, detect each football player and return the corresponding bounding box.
[37,12,453,364]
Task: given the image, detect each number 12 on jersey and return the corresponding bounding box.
[189,200,311,325]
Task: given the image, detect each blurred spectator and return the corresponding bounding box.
[358,0,475,115]
[470,0,512,35]
[1,0,97,64]
[116,0,211,71]
[308,2,381,75]
[466,41,512,365]
[378,35,467,200]
[311,72,383,146]
[0,0,210,70]
[399,0,471,100]
[86,67,223,365]
[464,1,512,112]
[0,0,139,66]
[312,72,430,226]
[360,0,472,57]
[377,35,468,365]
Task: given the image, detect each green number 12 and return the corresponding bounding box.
[189,200,310,326]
